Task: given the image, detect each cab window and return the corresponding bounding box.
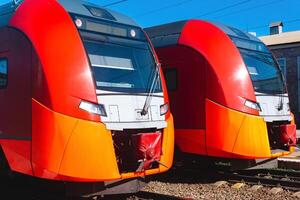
[164,68,177,91]
[0,59,7,88]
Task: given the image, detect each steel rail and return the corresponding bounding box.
[221,169,300,191]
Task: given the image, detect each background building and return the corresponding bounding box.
[260,23,300,127]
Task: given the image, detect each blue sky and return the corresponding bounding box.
[1,0,300,36]
[87,0,300,36]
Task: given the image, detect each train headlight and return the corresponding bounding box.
[130,29,136,38]
[160,103,169,116]
[244,100,261,111]
[75,18,83,28]
[79,101,107,116]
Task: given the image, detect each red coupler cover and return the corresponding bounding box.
[132,132,162,170]
[279,124,296,146]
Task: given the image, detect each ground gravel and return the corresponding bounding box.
[142,181,298,200]
[129,167,300,200]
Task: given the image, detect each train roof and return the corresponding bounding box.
[144,20,187,48]
[145,20,262,48]
[0,2,16,27]
[0,0,138,28]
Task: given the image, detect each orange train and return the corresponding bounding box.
[0,0,174,196]
[145,20,296,164]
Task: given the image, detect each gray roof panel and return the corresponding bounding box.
[58,0,138,27]
[0,2,16,15]
[145,20,264,49]
[145,20,187,38]
[147,33,181,48]
[0,2,19,28]
[212,22,261,42]
[144,20,187,47]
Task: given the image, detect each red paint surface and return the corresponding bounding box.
[178,20,258,115]
[0,140,32,175]
[175,129,206,155]
[280,124,297,146]
[9,0,100,122]
[132,132,162,170]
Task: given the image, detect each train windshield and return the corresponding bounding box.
[231,36,286,94]
[83,34,162,94]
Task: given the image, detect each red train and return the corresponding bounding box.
[0,0,174,196]
[145,20,296,165]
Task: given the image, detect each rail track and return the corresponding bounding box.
[165,155,300,192]
[171,163,300,192]
[222,168,300,191]
[1,165,300,199]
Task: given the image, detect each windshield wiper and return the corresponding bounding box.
[141,63,161,116]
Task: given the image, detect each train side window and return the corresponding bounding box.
[164,68,177,91]
[0,59,8,88]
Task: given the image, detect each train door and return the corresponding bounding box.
[0,28,32,174]
[158,45,207,155]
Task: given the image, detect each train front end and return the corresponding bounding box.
[145,20,295,162]
[2,0,174,196]
[69,9,174,180]
[230,31,296,156]
[208,23,296,160]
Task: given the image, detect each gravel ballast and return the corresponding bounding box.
[142,181,298,200]
[127,166,300,200]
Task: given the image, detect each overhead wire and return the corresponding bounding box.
[211,0,285,19]
[102,0,128,7]
[248,18,300,31]
[101,0,299,35]
[134,0,193,17]
[194,0,252,18]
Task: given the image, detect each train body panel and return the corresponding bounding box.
[155,45,206,129]
[96,92,166,128]
[0,0,174,193]
[145,20,295,160]
[9,0,100,122]
[206,99,271,159]
[0,26,33,176]
[175,130,206,155]
[256,94,291,122]
[0,27,32,140]
[179,20,258,116]
[0,140,32,175]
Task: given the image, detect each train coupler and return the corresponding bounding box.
[132,131,163,171]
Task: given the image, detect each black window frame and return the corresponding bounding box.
[0,58,8,89]
[163,68,178,91]
[239,48,287,95]
[82,34,163,94]
[72,14,147,42]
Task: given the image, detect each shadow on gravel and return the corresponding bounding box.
[102,191,183,200]
[146,164,225,185]
[0,163,224,200]
[0,175,152,200]
[0,175,82,200]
